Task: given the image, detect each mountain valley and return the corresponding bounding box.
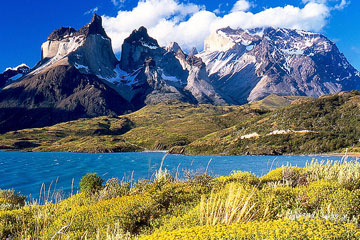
[0,14,359,155]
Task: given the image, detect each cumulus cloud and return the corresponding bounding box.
[231,0,252,12]
[334,0,349,10]
[302,0,349,9]
[111,0,126,6]
[102,0,347,53]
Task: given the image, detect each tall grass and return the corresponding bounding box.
[199,183,257,225]
[306,159,360,188]
[3,157,360,239]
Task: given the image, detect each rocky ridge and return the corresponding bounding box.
[0,15,360,133]
[198,27,360,103]
[0,15,132,133]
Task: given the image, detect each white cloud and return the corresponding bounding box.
[102,0,345,53]
[334,0,349,10]
[84,7,98,15]
[231,0,252,12]
[302,0,349,10]
[111,0,126,6]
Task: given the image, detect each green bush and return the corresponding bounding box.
[261,166,306,187]
[0,189,26,210]
[97,177,130,200]
[79,173,104,196]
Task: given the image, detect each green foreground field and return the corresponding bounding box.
[0,91,360,155]
[1,160,360,239]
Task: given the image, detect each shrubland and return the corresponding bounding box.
[1,160,360,239]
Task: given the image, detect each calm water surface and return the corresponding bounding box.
[0,151,356,200]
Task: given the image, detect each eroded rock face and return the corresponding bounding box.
[1,15,359,133]
[188,47,198,57]
[198,27,360,104]
[116,27,227,107]
[47,27,77,41]
[120,27,163,72]
[0,65,133,133]
[37,14,118,79]
[0,15,133,133]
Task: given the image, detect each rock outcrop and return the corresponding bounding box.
[114,27,227,107]
[36,14,118,79]
[198,27,360,104]
[0,15,132,133]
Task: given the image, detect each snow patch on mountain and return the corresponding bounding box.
[161,72,181,82]
[141,42,158,49]
[74,63,90,72]
[5,64,30,72]
[98,65,140,86]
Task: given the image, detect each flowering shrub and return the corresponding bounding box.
[42,194,159,239]
[261,166,305,186]
[215,171,259,186]
[2,161,360,239]
[0,189,26,210]
[140,218,360,240]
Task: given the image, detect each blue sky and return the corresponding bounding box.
[1,0,359,72]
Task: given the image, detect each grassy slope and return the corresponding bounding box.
[1,92,358,155]
[183,91,360,155]
[0,101,261,152]
[248,94,309,111]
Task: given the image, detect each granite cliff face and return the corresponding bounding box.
[1,15,360,133]
[0,15,132,133]
[110,26,226,107]
[198,27,360,104]
[36,14,118,79]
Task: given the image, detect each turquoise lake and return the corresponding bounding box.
[0,151,356,200]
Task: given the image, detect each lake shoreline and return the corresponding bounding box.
[3,148,360,158]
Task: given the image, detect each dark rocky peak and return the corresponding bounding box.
[126,26,159,47]
[76,14,109,38]
[166,42,182,53]
[218,26,237,35]
[48,27,77,41]
[120,26,165,71]
[46,14,109,41]
[186,55,204,68]
[188,47,198,56]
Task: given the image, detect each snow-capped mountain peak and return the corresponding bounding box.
[198,26,360,104]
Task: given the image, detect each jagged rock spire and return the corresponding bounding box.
[47,14,109,41]
[188,47,198,56]
[166,42,182,53]
[126,26,159,47]
[120,26,164,71]
[77,14,109,38]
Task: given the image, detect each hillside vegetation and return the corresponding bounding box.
[1,160,360,239]
[0,91,359,155]
[180,91,360,155]
[0,101,259,152]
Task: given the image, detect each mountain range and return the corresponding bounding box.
[0,14,359,133]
